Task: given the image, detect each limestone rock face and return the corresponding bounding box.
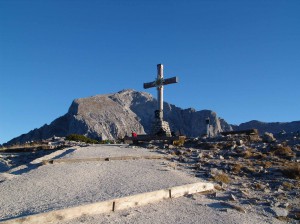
[6,89,232,145]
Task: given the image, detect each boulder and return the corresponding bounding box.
[262,132,276,143]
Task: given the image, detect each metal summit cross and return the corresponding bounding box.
[143,64,179,136]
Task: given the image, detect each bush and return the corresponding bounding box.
[100,140,115,144]
[270,145,294,157]
[282,164,300,180]
[66,134,99,144]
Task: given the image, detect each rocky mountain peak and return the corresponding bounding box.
[6,90,232,145]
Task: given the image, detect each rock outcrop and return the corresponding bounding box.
[6,89,231,145]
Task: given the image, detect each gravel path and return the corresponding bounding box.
[0,146,198,221]
[61,145,159,159]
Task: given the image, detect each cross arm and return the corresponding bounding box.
[163,77,179,85]
[143,81,156,89]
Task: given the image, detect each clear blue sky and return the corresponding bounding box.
[1,0,299,144]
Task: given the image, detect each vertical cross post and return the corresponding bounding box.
[157,64,164,120]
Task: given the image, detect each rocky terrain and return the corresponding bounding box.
[139,132,300,222]
[1,132,299,222]
[5,89,231,145]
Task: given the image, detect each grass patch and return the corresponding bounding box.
[262,161,273,168]
[242,150,253,158]
[213,173,231,184]
[232,164,243,173]
[282,181,294,190]
[270,145,294,157]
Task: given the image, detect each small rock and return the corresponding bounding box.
[178,155,188,163]
[274,202,281,207]
[167,144,175,149]
[241,183,248,188]
[212,192,218,197]
[236,140,243,146]
[281,202,289,208]
[262,132,276,143]
[229,194,237,201]
[230,144,237,150]
[221,182,228,188]
[197,152,203,158]
[270,207,289,217]
[277,188,284,193]
[240,190,249,197]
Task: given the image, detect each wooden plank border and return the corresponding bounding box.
[43,155,171,165]
[1,182,214,224]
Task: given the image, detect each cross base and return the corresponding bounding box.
[151,120,172,137]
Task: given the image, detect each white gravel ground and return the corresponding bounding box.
[0,145,284,223]
[60,194,283,224]
[0,146,198,221]
[61,145,159,159]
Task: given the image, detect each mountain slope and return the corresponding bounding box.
[6,89,231,145]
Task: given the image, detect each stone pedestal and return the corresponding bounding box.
[151,119,172,137]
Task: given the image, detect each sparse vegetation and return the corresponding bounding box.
[262,161,273,168]
[270,145,294,157]
[281,164,300,180]
[213,173,230,184]
[241,150,252,158]
[66,134,99,144]
[100,139,115,144]
[282,181,294,190]
[232,164,243,173]
[173,136,185,146]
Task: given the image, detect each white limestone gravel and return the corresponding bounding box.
[61,145,159,159]
[0,146,199,221]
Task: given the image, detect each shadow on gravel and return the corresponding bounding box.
[7,148,76,176]
[207,202,230,209]
[10,164,41,175]
[51,148,77,160]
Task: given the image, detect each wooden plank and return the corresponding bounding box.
[170,182,214,198]
[114,189,170,211]
[1,200,114,224]
[43,155,170,165]
[1,182,214,224]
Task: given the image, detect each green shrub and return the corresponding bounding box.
[66,134,99,144]
[100,139,115,144]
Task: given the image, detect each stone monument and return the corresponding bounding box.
[143,64,179,136]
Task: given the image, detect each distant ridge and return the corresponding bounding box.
[232,120,300,134]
